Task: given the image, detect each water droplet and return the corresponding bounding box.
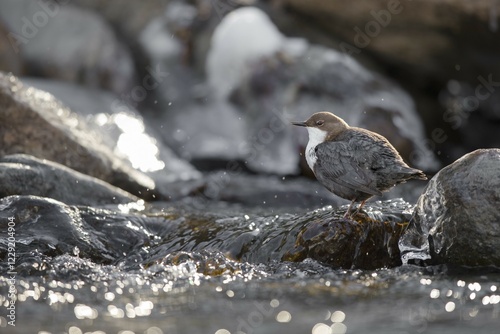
[330,310,345,323]
[276,310,292,323]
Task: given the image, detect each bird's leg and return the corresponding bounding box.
[353,200,367,216]
[343,199,356,219]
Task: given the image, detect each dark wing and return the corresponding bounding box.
[344,129,426,188]
[314,141,382,196]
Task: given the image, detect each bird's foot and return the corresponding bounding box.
[352,200,367,218]
[343,209,361,222]
[352,207,365,217]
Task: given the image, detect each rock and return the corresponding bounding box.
[282,207,407,269]
[206,6,285,100]
[0,195,116,269]
[148,198,412,269]
[0,189,412,272]
[399,149,500,267]
[0,72,157,200]
[0,0,135,94]
[0,195,160,273]
[151,100,248,166]
[0,21,21,73]
[21,77,201,187]
[70,0,171,43]
[0,154,140,206]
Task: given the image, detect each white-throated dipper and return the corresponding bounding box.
[292,111,427,219]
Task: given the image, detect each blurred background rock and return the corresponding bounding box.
[0,0,499,183]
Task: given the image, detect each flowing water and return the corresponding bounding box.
[1,196,499,334]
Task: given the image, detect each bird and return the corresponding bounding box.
[292,111,427,219]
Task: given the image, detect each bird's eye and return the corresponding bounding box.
[316,120,324,126]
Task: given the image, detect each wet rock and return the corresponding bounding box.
[0,0,135,94]
[0,196,116,269]
[22,77,201,187]
[0,72,157,200]
[282,200,410,269]
[0,195,161,273]
[146,198,412,269]
[0,154,140,206]
[399,149,500,267]
[0,191,412,273]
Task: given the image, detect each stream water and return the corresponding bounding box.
[1,197,499,333]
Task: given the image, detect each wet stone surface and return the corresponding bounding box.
[1,191,499,333]
[0,193,411,277]
[0,73,157,200]
[400,149,500,267]
[0,154,140,206]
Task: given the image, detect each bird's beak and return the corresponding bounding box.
[291,121,307,127]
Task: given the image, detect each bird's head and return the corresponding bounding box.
[292,111,349,141]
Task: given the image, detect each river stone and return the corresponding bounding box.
[21,77,201,187]
[0,72,157,200]
[281,201,409,269]
[0,195,116,270]
[0,0,135,94]
[399,149,500,267]
[0,154,140,206]
[146,198,412,269]
[0,192,412,272]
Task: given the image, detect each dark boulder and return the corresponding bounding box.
[399,149,500,267]
[0,195,116,271]
[282,200,409,269]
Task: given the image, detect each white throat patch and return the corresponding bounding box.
[305,127,327,172]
